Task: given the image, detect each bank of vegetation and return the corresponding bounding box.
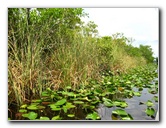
[8,8,158,120]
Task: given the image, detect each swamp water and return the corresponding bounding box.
[97,87,158,120]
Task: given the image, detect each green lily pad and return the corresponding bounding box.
[22,112,38,120]
[146,100,154,107]
[120,101,128,108]
[148,89,157,94]
[145,108,155,116]
[51,106,61,111]
[51,115,62,120]
[41,91,50,97]
[113,100,121,107]
[20,104,28,109]
[121,114,133,120]
[55,99,66,106]
[133,91,141,96]
[67,114,75,117]
[153,96,158,102]
[112,109,128,116]
[39,116,50,120]
[27,105,39,110]
[38,105,46,109]
[19,109,27,113]
[86,112,100,120]
[62,92,75,97]
[64,102,75,109]
[103,100,114,107]
[126,81,131,84]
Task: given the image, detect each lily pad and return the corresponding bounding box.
[55,99,66,106]
[146,100,154,107]
[39,116,50,120]
[153,96,158,102]
[73,101,84,104]
[27,105,39,110]
[67,114,75,117]
[19,109,27,113]
[41,91,50,97]
[121,114,133,120]
[20,104,28,109]
[133,91,141,97]
[112,109,128,116]
[51,115,62,120]
[22,112,38,120]
[86,112,100,120]
[145,108,155,116]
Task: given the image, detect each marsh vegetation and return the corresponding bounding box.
[8,8,158,120]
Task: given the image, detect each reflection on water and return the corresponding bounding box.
[97,87,158,120]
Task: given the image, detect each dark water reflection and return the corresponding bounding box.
[97,87,158,120]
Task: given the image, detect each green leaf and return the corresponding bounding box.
[64,102,75,109]
[38,105,45,109]
[120,101,128,108]
[51,115,62,120]
[39,116,50,120]
[133,91,141,96]
[86,112,100,120]
[19,109,27,113]
[121,114,133,120]
[153,96,158,102]
[103,100,114,107]
[22,112,38,120]
[20,104,28,109]
[27,105,39,110]
[55,99,66,106]
[145,108,155,116]
[126,81,131,84]
[67,114,75,117]
[41,91,50,97]
[112,109,128,116]
[146,100,154,107]
[113,100,121,107]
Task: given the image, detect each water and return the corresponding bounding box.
[97,87,158,120]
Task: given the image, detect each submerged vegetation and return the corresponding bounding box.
[8,8,158,120]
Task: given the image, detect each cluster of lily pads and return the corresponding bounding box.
[16,65,158,120]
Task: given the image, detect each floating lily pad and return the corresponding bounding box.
[145,108,155,116]
[55,99,66,106]
[86,112,100,120]
[67,114,75,117]
[146,100,154,107]
[133,91,141,97]
[120,101,128,108]
[39,116,50,120]
[27,105,39,110]
[19,109,27,113]
[20,104,28,109]
[121,114,133,120]
[112,109,128,116]
[51,115,62,120]
[153,96,158,102]
[41,91,50,97]
[22,112,38,120]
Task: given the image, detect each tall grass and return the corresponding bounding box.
[8,9,148,106]
[8,19,100,106]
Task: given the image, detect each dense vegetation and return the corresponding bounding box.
[8,8,157,120]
